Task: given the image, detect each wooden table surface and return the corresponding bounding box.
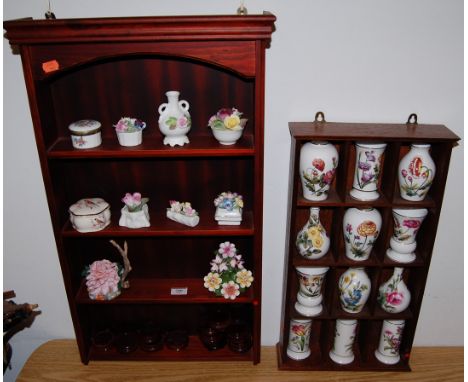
[17,340,463,381]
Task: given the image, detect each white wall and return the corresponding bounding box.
[3,0,463,379]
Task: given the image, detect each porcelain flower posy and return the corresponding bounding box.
[114,117,146,133]
[83,259,123,300]
[122,192,149,212]
[203,241,253,300]
[208,108,248,131]
[214,191,244,211]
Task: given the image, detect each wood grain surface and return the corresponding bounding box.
[17,340,463,381]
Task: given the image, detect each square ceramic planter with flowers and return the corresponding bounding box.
[214,191,243,225]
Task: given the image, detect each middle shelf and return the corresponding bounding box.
[76,277,255,304]
[63,211,254,237]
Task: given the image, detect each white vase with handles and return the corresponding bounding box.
[343,208,382,261]
[296,207,330,260]
[386,208,428,263]
[377,268,411,313]
[398,144,436,201]
[375,320,405,364]
[349,142,387,201]
[158,90,192,147]
[299,142,338,201]
[329,319,358,365]
[294,266,329,317]
[286,318,313,360]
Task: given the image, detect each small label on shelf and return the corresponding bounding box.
[170,287,188,295]
[42,60,60,73]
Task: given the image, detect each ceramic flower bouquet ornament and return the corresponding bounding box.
[166,200,200,227]
[208,108,247,145]
[114,117,146,147]
[83,259,123,300]
[203,242,253,300]
[119,192,150,228]
[214,191,243,225]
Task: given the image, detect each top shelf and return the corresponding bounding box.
[47,135,255,159]
[289,121,460,142]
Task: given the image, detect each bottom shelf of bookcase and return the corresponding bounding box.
[276,343,411,372]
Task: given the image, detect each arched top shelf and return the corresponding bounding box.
[4,14,276,80]
[32,42,258,81]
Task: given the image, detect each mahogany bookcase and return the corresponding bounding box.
[4,13,276,364]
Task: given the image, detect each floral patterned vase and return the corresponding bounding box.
[158,90,191,147]
[329,319,357,365]
[294,266,329,317]
[343,208,382,261]
[349,142,387,201]
[375,320,405,364]
[296,207,330,259]
[299,142,338,201]
[398,144,436,201]
[339,267,371,313]
[286,318,312,360]
[386,208,428,263]
[377,268,411,313]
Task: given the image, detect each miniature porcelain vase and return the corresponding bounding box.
[286,318,312,360]
[339,267,371,313]
[398,144,436,201]
[375,320,405,364]
[119,204,150,229]
[158,90,191,147]
[343,208,382,261]
[386,208,428,263]
[294,266,329,317]
[299,141,338,201]
[329,319,357,365]
[296,207,330,259]
[377,268,411,313]
[349,142,387,201]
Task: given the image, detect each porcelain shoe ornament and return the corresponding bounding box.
[158,90,191,147]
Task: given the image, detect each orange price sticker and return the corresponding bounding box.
[42,60,60,73]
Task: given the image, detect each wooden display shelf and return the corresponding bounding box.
[4,14,275,365]
[89,335,252,362]
[278,117,459,372]
[62,211,254,237]
[48,135,255,159]
[76,278,255,304]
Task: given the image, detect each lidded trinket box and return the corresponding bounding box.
[69,198,111,232]
[68,119,102,149]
